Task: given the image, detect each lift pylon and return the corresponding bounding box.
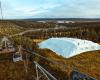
[34,61,57,80]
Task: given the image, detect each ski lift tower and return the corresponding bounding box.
[34,61,57,80]
[0,36,16,53]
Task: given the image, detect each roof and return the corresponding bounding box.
[38,38,100,58]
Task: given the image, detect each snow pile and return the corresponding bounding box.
[38,38,100,58]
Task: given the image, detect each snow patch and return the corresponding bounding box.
[38,38,100,58]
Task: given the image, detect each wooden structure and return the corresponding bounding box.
[0,36,16,53]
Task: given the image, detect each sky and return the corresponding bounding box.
[1,0,100,19]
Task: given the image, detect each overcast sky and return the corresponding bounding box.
[1,0,100,19]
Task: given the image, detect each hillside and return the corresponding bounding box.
[34,49,100,79]
[0,20,100,79]
[0,21,24,37]
[0,49,100,79]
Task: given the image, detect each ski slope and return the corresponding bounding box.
[38,38,100,58]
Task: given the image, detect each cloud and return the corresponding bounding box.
[0,0,62,19]
[0,0,100,19]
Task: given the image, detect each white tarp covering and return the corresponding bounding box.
[38,38,100,58]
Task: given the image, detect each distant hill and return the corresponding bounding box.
[1,18,100,21]
[19,18,100,22]
[26,18,100,21]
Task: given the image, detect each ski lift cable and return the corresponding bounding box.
[13,46,22,61]
[24,49,58,64]
[0,0,3,20]
[24,48,73,71]
[26,49,71,69]
[24,53,28,73]
[0,0,10,37]
[23,59,28,73]
[13,45,28,73]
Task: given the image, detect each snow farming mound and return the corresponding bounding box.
[38,38,100,58]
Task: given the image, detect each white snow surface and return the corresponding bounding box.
[38,38,100,58]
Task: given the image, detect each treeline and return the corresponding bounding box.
[24,27,100,43]
[11,20,56,29]
[0,20,24,37]
[59,22,100,28]
[10,36,36,50]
